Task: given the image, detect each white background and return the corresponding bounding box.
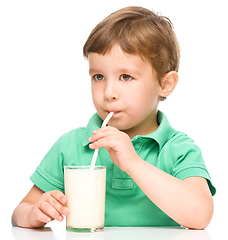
[1,0,227,238]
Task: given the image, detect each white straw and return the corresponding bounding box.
[90,112,114,169]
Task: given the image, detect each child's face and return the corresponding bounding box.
[88,44,161,137]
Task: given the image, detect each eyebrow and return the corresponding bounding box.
[118,68,141,76]
[89,68,101,76]
[89,68,141,76]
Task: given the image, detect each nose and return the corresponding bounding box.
[104,80,119,101]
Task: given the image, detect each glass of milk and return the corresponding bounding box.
[64,166,106,232]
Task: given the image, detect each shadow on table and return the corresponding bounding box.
[11,226,211,240]
[66,227,212,240]
[11,227,58,240]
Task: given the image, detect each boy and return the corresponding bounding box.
[12,6,215,229]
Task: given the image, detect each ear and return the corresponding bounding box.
[159,71,178,98]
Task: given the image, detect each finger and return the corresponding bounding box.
[40,201,64,222]
[32,206,52,224]
[50,190,68,205]
[89,135,116,150]
[89,126,117,143]
[42,191,68,219]
[89,141,104,149]
[48,192,68,217]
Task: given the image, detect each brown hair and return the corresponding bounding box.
[83,6,180,100]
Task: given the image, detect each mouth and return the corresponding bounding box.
[106,110,121,116]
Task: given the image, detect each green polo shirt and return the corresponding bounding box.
[30,111,216,227]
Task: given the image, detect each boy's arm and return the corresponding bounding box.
[127,159,214,229]
[12,185,69,228]
[89,126,214,229]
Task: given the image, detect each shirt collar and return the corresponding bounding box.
[83,113,103,146]
[83,111,177,151]
[137,111,177,151]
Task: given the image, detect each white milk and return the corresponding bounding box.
[64,166,106,230]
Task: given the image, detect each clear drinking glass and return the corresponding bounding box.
[64,166,106,232]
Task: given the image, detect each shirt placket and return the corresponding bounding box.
[111,137,147,190]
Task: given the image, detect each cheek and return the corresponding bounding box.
[91,84,102,106]
[127,84,159,111]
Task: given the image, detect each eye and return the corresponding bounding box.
[120,74,132,81]
[94,74,105,81]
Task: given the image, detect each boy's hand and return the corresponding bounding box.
[89,126,140,172]
[29,190,69,228]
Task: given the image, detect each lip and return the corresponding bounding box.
[106,110,121,116]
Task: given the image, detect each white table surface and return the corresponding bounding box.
[8,220,219,240]
[10,226,211,240]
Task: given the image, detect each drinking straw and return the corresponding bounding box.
[90,112,114,169]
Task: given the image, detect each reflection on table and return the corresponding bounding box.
[11,224,211,240]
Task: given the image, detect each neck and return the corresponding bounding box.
[123,113,158,139]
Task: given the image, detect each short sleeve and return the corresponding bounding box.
[30,133,69,193]
[170,134,216,196]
